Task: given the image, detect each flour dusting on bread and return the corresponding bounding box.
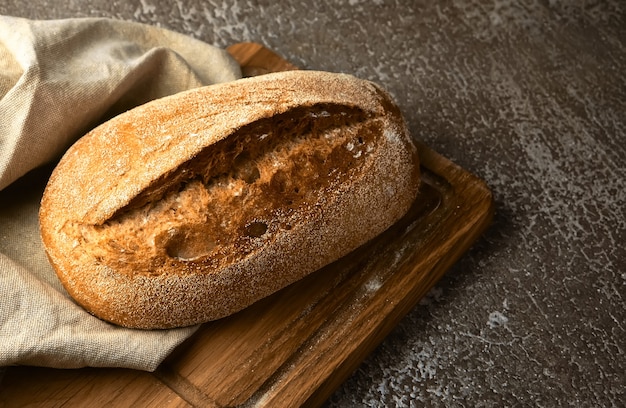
[39,70,420,329]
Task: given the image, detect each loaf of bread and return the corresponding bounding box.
[39,70,420,329]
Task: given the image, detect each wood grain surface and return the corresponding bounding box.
[0,43,493,408]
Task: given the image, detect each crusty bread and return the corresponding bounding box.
[39,70,420,329]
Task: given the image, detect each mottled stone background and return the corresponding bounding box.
[2,1,624,406]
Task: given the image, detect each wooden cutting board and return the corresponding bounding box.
[0,42,494,408]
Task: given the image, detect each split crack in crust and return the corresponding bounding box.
[70,104,374,276]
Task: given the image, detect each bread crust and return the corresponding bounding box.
[39,70,420,329]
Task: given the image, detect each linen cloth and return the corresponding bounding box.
[0,15,242,370]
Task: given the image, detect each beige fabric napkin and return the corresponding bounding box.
[0,15,242,370]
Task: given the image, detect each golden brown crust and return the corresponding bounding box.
[39,70,420,329]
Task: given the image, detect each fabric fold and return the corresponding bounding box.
[0,15,241,191]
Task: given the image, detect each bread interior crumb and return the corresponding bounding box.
[69,104,382,275]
